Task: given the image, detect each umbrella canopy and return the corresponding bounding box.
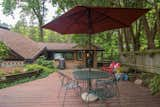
[42,6,149,34]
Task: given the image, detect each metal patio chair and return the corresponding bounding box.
[94,72,121,107]
[57,72,82,107]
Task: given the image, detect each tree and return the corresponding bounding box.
[2,0,16,15]
[2,0,47,41]
[142,0,160,49]
[0,42,9,60]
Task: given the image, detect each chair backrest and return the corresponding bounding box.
[58,71,73,86]
[109,62,116,68]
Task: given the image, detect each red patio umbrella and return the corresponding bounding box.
[42,6,149,88]
[42,6,149,34]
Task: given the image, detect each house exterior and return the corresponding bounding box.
[40,43,104,68]
[0,28,104,68]
[0,28,46,63]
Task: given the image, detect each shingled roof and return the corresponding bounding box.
[0,28,45,60]
[40,42,77,51]
[40,42,104,51]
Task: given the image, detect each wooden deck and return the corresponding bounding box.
[0,70,160,107]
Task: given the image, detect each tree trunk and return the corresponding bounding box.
[118,30,124,52]
[38,18,44,41]
[123,29,130,51]
[39,26,44,41]
[154,1,160,46]
[142,16,156,49]
[128,26,140,51]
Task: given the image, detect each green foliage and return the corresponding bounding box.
[35,56,55,69]
[11,25,72,42]
[0,76,37,89]
[0,62,56,89]
[149,75,160,95]
[140,72,155,87]
[25,64,52,72]
[0,41,9,60]
[12,68,22,74]
[24,63,56,78]
[72,31,119,60]
[2,0,48,41]
[0,70,6,77]
[94,31,119,60]
[71,34,89,46]
[25,56,56,77]
[2,0,16,15]
[0,55,56,89]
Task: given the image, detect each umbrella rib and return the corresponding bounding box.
[95,10,130,26]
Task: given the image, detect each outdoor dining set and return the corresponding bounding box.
[57,68,120,107]
[42,5,149,107]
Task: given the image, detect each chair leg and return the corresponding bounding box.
[100,100,105,107]
[115,82,121,107]
[58,81,64,98]
[58,77,65,98]
[114,81,120,97]
[116,87,121,107]
[58,85,63,98]
[62,89,67,107]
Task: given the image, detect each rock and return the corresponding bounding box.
[134,79,143,85]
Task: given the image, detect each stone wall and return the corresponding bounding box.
[119,49,160,74]
[1,61,24,67]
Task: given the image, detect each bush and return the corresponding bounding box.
[36,56,55,69]
[24,64,56,78]
[149,75,160,95]
[140,72,155,87]
[0,41,9,60]
[0,76,37,89]
[24,64,54,73]
[12,68,22,74]
[0,70,6,77]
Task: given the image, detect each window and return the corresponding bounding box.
[54,53,63,60]
[65,52,74,60]
[77,51,83,60]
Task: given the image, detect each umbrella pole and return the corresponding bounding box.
[88,34,92,90]
[87,8,92,90]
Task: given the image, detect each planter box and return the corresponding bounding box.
[0,70,42,83]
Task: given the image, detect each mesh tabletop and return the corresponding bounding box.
[73,70,110,80]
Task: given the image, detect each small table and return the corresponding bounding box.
[73,69,110,102]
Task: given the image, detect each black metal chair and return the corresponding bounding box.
[94,72,120,107]
[57,72,82,107]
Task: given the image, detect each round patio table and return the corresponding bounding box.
[73,69,110,80]
[73,69,111,102]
